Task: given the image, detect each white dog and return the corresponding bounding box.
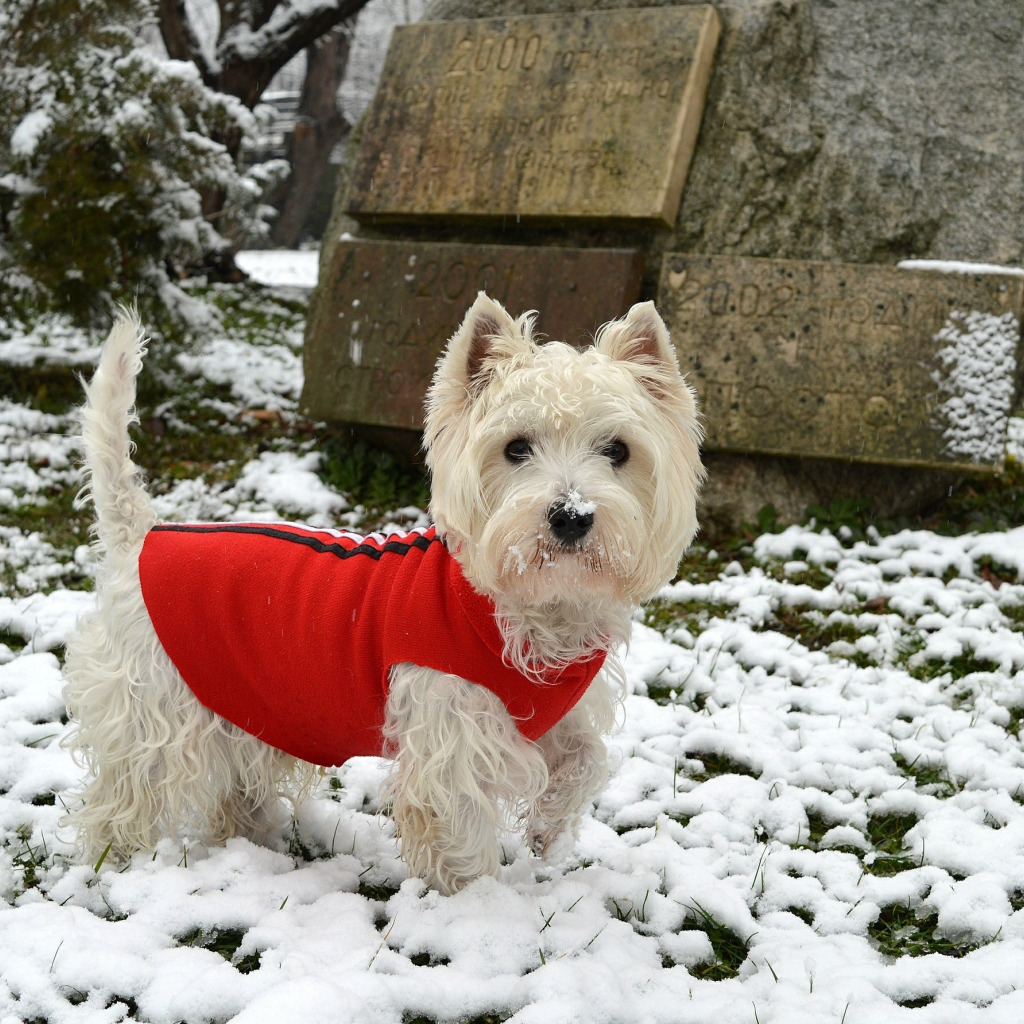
[62,293,703,894]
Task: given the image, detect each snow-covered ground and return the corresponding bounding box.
[4,265,1024,1022]
[235,250,319,290]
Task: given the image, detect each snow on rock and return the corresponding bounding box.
[1007,416,1024,463]
[929,310,1020,465]
[898,259,1024,277]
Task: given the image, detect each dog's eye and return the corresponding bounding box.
[601,440,630,466]
[504,438,533,463]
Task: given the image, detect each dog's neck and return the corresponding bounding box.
[496,596,632,671]
[441,529,632,670]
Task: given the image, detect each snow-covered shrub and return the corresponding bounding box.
[0,0,281,323]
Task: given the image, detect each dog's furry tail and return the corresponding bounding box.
[78,309,156,556]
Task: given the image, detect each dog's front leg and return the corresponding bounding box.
[383,664,548,895]
[527,679,614,860]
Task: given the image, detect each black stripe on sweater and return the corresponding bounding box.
[149,523,437,561]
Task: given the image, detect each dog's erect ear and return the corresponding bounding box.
[596,301,679,370]
[443,292,531,397]
[595,301,685,398]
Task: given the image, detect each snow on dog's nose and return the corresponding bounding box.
[547,501,594,547]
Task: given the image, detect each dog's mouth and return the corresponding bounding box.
[504,527,632,584]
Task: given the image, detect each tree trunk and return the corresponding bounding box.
[271,25,353,248]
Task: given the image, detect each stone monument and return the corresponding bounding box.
[306,0,1024,536]
[303,241,642,430]
[345,6,720,225]
[658,255,1024,470]
[303,3,720,441]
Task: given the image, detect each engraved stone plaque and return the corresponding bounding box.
[346,6,720,227]
[657,255,1024,470]
[302,241,643,429]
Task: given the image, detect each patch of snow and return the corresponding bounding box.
[0,401,79,510]
[899,259,1024,277]
[236,249,319,289]
[226,450,350,525]
[10,110,52,158]
[929,310,1020,465]
[0,588,95,654]
[0,527,83,600]
[151,451,351,530]
[0,317,102,367]
[175,334,303,411]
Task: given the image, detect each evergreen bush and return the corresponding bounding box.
[0,0,282,323]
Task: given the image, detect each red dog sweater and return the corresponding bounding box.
[138,523,606,766]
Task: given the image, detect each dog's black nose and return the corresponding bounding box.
[547,502,594,546]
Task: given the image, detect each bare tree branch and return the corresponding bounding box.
[158,0,370,110]
[215,0,367,108]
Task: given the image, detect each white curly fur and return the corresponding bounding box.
[62,295,703,894]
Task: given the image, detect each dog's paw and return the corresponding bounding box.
[527,820,577,863]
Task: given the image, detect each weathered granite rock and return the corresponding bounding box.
[422,0,1024,268]
[311,0,1024,535]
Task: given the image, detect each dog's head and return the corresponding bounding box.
[424,293,704,611]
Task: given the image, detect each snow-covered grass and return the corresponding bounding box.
[4,267,1024,1022]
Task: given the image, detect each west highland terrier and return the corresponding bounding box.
[62,293,703,894]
